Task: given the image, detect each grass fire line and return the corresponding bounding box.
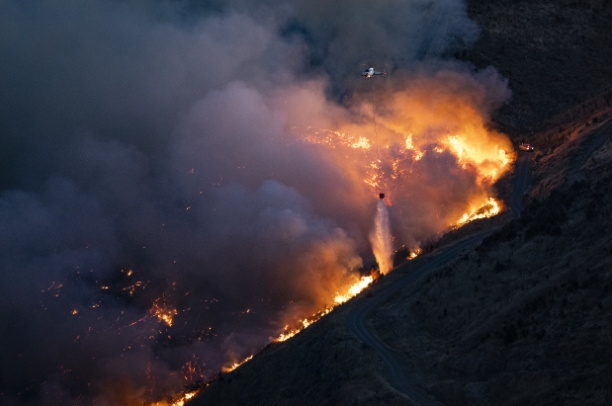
[146,183,505,406]
[171,117,512,401]
[224,257,407,372]
[219,197,505,374]
[150,192,504,406]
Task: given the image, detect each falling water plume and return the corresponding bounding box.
[370,199,393,274]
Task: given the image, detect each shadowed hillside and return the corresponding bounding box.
[462,0,612,135]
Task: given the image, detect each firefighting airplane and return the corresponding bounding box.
[361,67,386,79]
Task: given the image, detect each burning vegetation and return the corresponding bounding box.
[296,74,514,222]
[270,265,401,344]
[213,73,515,379]
[455,197,502,226]
[6,76,514,406]
[38,77,515,406]
[0,0,519,405]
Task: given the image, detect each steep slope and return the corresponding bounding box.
[189,275,413,406]
[371,117,612,406]
[190,118,612,405]
[188,1,612,405]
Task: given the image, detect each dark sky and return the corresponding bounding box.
[0,0,511,404]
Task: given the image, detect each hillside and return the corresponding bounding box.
[462,0,612,136]
[371,117,612,406]
[189,1,612,405]
[191,117,612,406]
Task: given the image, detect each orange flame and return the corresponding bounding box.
[206,74,513,386]
[222,354,254,373]
[291,77,514,227]
[273,307,333,343]
[409,248,422,259]
[273,274,375,343]
[146,390,200,406]
[271,250,423,345]
[455,197,502,226]
[334,275,374,304]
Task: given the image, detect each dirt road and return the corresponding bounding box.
[348,233,490,405]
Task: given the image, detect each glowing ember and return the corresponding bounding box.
[149,298,178,327]
[455,197,502,226]
[181,356,206,383]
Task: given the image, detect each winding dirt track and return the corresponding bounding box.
[348,233,491,405]
[348,155,531,405]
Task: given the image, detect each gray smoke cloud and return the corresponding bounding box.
[0,0,508,404]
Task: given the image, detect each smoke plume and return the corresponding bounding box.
[0,0,512,404]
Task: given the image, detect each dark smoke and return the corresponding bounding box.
[0,0,507,404]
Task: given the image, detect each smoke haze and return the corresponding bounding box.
[0,0,511,404]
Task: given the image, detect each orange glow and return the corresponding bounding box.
[85,73,514,406]
[130,76,513,406]
[370,81,514,186]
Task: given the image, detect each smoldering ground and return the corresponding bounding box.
[0,0,510,404]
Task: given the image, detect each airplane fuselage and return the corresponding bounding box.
[361,67,385,79]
